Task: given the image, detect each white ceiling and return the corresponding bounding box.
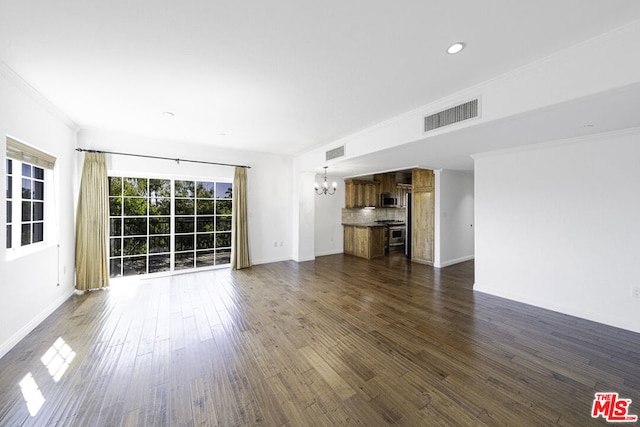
[2,1,640,162]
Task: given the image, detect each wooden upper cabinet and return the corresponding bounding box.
[344,179,380,208]
[396,183,411,207]
[374,173,396,196]
[356,182,366,208]
[364,183,378,207]
[412,168,434,191]
[345,180,357,208]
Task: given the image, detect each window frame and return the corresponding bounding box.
[5,158,52,256]
[5,136,56,258]
[107,173,233,278]
[6,158,13,250]
[20,162,46,246]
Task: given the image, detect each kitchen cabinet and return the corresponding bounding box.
[343,225,385,259]
[343,224,355,255]
[345,180,357,208]
[369,227,386,258]
[374,173,397,198]
[383,226,389,251]
[396,183,411,207]
[364,183,378,207]
[411,168,434,265]
[344,179,380,208]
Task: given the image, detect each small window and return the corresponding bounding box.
[5,137,56,252]
[5,159,47,248]
[6,159,12,249]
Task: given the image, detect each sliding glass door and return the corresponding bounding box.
[108,176,232,278]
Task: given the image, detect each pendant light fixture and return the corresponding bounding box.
[314,166,337,195]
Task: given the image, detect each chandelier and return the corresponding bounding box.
[314,166,337,195]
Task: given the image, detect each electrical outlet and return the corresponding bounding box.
[632,286,640,299]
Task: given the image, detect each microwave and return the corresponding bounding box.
[380,193,397,207]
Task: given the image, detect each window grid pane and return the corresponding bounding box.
[213,184,232,267]
[22,163,31,178]
[108,177,179,278]
[6,159,12,249]
[109,178,149,277]
[18,162,45,247]
[108,176,231,277]
[6,225,12,249]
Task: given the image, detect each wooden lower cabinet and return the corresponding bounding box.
[343,225,385,259]
[343,225,355,255]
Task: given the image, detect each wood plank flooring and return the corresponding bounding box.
[1,254,639,426]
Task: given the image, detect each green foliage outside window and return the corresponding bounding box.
[123,178,148,197]
[108,176,232,278]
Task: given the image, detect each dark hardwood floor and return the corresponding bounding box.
[1,254,639,426]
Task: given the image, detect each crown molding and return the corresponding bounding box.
[0,60,80,133]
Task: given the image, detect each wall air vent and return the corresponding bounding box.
[424,98,480,132]
[326,145,345,161]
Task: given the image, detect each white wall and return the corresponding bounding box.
[474,130,640,333]
[78,129,294,266]
[435,170,474,267]
[314,173,344,257]
[292,169,316,262]
[0,69,77,358]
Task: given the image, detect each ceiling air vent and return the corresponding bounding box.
[424,98,479,132]
[326,145,345,161]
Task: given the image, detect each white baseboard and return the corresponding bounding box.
[252,253,340,265]
[314,249,343,257]
[251,255,294,266]
[474,284,640,335]
[0,289,75,359]
[435,254,474,268]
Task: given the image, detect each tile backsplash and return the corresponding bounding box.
[342,207,406,224]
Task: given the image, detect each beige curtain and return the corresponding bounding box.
[231,167,251,269]
[75,152,110,290]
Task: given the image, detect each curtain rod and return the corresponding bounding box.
[75,148,251,169]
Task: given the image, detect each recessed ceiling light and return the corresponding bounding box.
[447,42,466,55]
[162,111,175,118]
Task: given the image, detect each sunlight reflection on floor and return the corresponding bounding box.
[108,276,142,298]
[41,337,76,383]
[19,373,45,417]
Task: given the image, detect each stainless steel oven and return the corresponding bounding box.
[388,225,405,247]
